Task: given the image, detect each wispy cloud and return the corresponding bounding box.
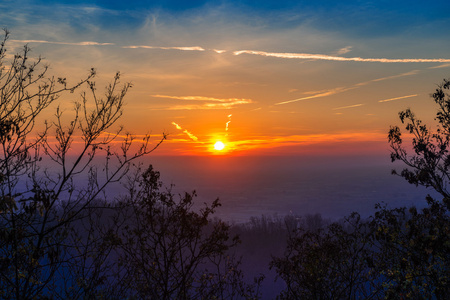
[336,46,352,55]
[152,95,253,110]
[275,86,357,105]
[124,45,205,51]
[428,63,450,69]
[157,103,248,110]
[163,131,387,154]
[219,131,387,153]
[370,70,419,82]
[225,114,232,136]
[378,94,418,103]
[233,50,450,63]
[276,70,419,105]
[332,104,364,110]
[152,95,250,102]
[10,39,113,46]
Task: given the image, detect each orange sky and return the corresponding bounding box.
[3,1,450,157]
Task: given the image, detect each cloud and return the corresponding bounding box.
[123,45,205,51]
[171,122,198,141]
[275,86,357,105]
[152,95,253,110]
[183,130,198,141]
[336,46,352,55]
[332,104,364,110]
[10,39,113,46]
[370,70,419,82]
[378,94,418,103]
[171,122,182,130]
[225,114,232,136]
[159,103,249,110]
[220,131,387,153]
[275,69,420,105]
[233,50,450,63]
[152,95,249,102]
[428,63,450,69]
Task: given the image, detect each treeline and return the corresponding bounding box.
[0,30,449,299]
[236,202,450,299]
[2,164,449,299]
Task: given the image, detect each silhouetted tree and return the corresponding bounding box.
[389,78,450,208]
[115,165,263,299]
[380,79,450,296]
[273,79,450,299]
[0,29,163,299]
[0,29,261,299]
[369,201,449,298]
[271,213,382,299]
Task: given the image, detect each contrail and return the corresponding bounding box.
[275,70,420,106]
[332,104,364,110]
[171,122,182,130]
[233,50,450,63]
[378,94,418,102]
[275,86,356,105]
[11,39,113,46]
[225,114,232,136]
[152,94,252,103]
[183,130,198,141]
[124,45,205,51]
[171,122,198,141]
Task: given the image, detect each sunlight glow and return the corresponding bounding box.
[214,141,225,151]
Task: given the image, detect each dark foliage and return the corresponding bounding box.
[272,79,450,299]
[271,213,382,299]
[389,78,450,208]
[370,200,450,298]
[2,28,449,300]
[115,165,263,299]
[0,30,260,299]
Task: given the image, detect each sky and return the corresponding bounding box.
[2,0,450,156]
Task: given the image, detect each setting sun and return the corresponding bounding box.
[214,141,225,151]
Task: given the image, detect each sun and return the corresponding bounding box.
[214,141,225,151]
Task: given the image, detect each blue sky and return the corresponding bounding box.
[4,1,449,44]
[5,0,450,36]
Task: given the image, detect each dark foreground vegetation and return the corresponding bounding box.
[1,30,449,299]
